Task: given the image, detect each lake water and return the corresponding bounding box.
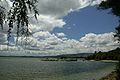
[0,57,116,80]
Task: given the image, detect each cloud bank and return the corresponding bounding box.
[2,32,117,54]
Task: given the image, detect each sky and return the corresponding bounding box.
[53,6,118,40]
[0,0,119,56]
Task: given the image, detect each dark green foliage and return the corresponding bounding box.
[86,47,120,60]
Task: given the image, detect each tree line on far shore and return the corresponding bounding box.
[85,47,120,60]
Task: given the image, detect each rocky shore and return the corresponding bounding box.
[100,71,117,80]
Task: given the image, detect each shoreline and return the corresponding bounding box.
[100,60,119,63]
[99,71,117,80]
[89,60,119,63]
[0,56,119,62]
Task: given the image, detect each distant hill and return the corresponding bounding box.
[0,50,93,58]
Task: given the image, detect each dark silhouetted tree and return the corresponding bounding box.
[0,0,39,44]
[98,0,120,17]
[0,2,6,29]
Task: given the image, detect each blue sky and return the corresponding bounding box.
[53,6,119,40]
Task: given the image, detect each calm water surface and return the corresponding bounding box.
[0,57,115,80]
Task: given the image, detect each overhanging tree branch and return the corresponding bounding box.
[7,0,39,44]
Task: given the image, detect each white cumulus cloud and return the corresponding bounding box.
[56,32,66,38]
[29,15,66,32]
[80,32,118,52]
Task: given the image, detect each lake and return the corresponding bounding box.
[0,57,116,80]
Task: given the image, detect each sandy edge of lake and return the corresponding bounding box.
[89,60,119,63]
